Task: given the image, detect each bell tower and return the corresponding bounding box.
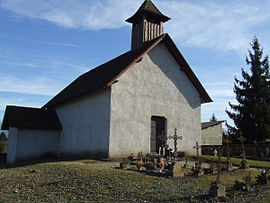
[126,0,170,50]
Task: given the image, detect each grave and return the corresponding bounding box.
[225,136,233,171]
[209,151,226,198]
[256,169,270,185]
[238,132,249,169]
[168,128,182,162]
[193,141,204,176]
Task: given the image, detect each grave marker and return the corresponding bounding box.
[168,128,182,161]
[225,136,233,171]
[193,141,201,169]
[238,131,249,169]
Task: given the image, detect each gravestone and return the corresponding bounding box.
[209,150,226,198]
[171,162,185,177]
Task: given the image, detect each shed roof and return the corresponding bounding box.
[43,33,212,108]
[126,0,170,23]
[1,106,62,131]
[201,121,225,129]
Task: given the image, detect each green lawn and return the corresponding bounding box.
[200,155,270,168]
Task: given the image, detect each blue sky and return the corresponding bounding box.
[1,0,270,128]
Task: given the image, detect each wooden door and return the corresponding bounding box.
[151,116,166,154]
[151,120,157,153]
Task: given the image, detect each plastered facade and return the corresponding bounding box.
[109,43,201,157]
[56,89,111,158]
[201,124,223,146]
[7,127,60,163]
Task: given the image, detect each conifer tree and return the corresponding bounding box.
[226,37,270,144]
[210,113,217,122]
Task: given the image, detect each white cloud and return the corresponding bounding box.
[1,0,270,53]
[0,75,64,96]
[0,34,81,48]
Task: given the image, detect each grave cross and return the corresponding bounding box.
[225,136,231,162]
[238,131,246,160]
[193,141,201,163]
[168,128,182,160]
[216,148,223,184]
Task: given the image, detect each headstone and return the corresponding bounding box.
[171,162,185,177]
[183,154,188,168]
[209,182,226,198]
[160,158,166,170]
[209,151,226,198]
[240,159,249,169]
[213,148,218,157]
[210,163,218,175]
[120,161,129,170]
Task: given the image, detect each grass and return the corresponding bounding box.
[200,155,270,168]
[0,159,269,202]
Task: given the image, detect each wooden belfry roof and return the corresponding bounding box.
[126,0,170,23]
[1,106,62,131]
[43,34,212,108]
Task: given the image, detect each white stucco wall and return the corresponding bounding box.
[201,124,223,146]
[7,127,18,163]
[7,127,60,163]
[110,43,201,157]
[56,89,111,158]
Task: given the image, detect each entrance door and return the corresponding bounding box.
[150,116,166,154]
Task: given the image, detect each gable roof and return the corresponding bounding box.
[1,106,62,131]
[126,0,170,23]
[44,34,212,108]
[201,121,225,129]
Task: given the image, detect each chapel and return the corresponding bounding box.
[1,0,212,163]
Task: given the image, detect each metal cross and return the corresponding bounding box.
[168,128,182,160]
[237,131,246,160]
[193,141,201,163]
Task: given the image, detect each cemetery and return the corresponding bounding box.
[1,0,270,202]
[1,135,270,202]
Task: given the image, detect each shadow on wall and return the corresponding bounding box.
[148,44,201,110]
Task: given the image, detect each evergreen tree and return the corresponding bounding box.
[210,113,217,122]
[226,37,270,144]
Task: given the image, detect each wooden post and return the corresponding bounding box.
[239,131,246,160]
